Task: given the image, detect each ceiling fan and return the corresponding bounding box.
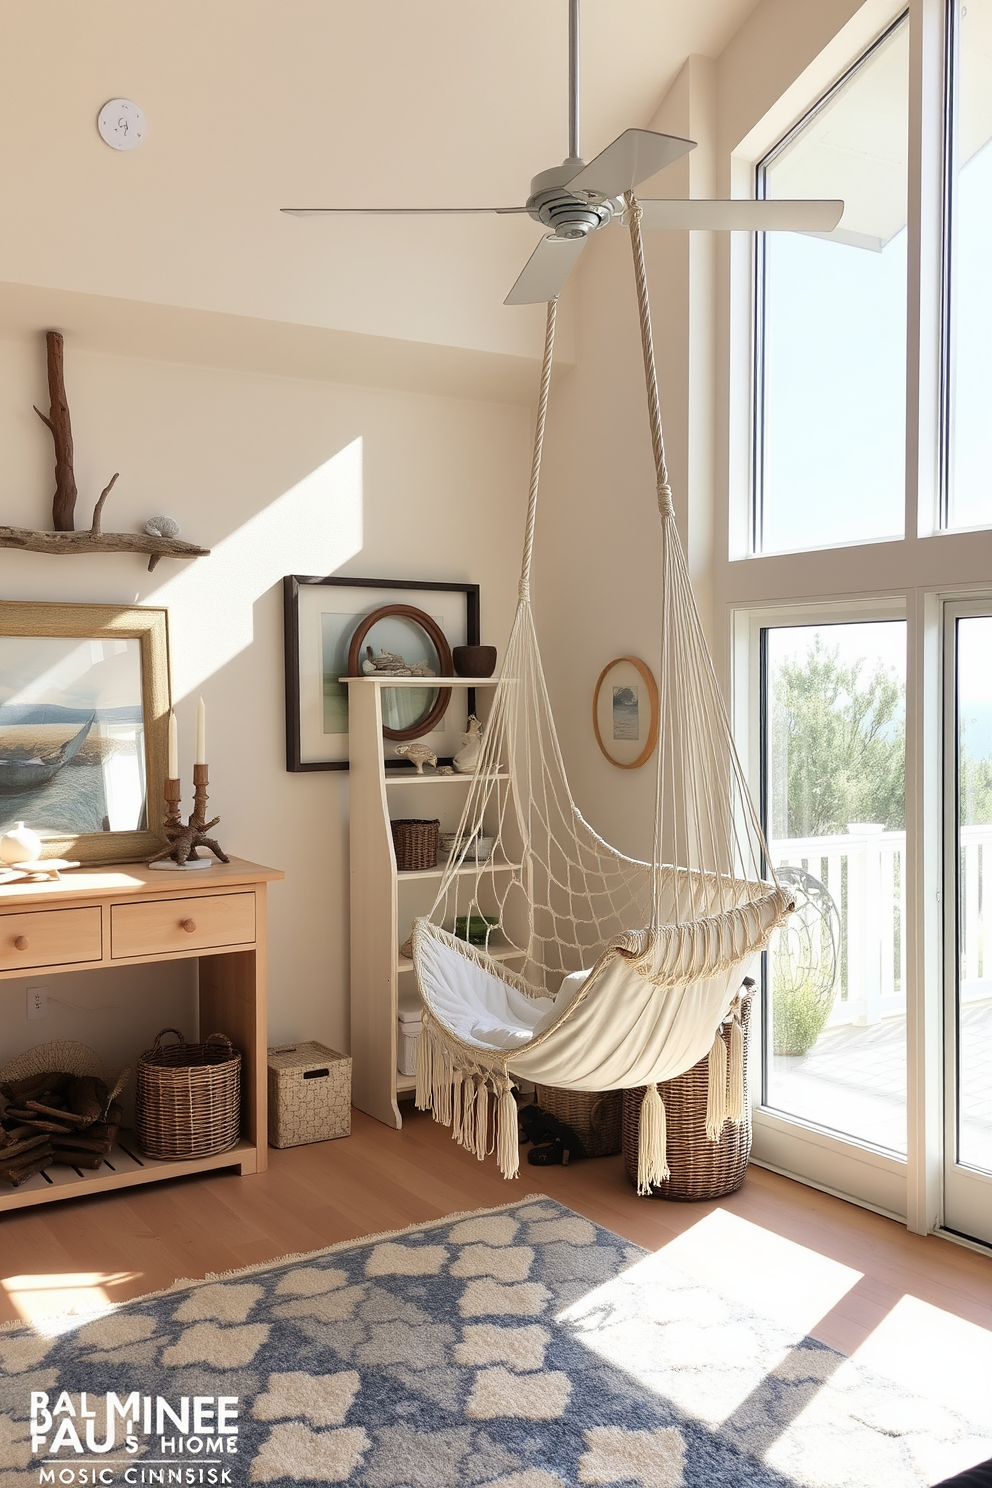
[282,0,844,306]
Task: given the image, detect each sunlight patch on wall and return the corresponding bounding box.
[145,437,364,698]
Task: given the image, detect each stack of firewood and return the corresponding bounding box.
[0,1071,123,1186]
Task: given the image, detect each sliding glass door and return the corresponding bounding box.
[745,612,909,1216]
[944,606,992,1244]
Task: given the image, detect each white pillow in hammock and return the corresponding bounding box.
[448,963,590,1052]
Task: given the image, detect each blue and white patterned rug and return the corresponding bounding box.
[1,1196,989,1487]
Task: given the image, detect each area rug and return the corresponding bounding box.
[1,1197,989,1487]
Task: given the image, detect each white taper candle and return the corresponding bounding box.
[168,710,178,779]
[195,697,206,765]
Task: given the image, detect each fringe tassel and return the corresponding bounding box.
[461,1076,477,1154]
[451,1070,464,1143]
[727,1012,745,1123]
[415,1021,433,1110]
[637,1084,669,1195]
[474,1082,490,1160]
[706,1029,728,1140]
[496,1082,520,1180]
[438,1042,454,1127]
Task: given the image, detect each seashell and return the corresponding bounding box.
[144,515,180,539]
[0,821,42,865]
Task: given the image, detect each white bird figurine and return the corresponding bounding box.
[394,743,438,775]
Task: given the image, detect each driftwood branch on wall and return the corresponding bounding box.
[33,331,77,531]
[4,330,211,572]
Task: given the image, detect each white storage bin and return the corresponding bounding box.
[397,1002,423,1078]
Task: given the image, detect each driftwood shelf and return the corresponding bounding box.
[0,524,210,565]
[1,330,211,572]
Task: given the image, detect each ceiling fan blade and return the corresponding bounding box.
[566,129,695,199]
[504,234,587,305]
[280,206,531,217]
[636,198,844,232]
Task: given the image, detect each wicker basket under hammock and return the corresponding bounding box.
[534,1085,623,1157]
[622,982,755,1201]
[136,1027,240,1160]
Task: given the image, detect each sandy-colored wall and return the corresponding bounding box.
[0,330,531,1066]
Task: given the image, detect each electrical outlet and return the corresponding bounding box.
[26,985,48,1019]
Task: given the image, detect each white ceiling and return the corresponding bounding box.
[0,1,763,364]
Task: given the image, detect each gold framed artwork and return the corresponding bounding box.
[0,601,170,863]
[592,656,659,769]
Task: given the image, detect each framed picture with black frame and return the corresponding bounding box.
[283,575,480,771]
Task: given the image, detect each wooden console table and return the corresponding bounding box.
[0,856,282,1213]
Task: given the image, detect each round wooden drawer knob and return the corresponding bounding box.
[13,935,29,951]
[180,918,197,933]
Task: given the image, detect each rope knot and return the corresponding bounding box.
[518,580,531,603]
[657,483,675,518]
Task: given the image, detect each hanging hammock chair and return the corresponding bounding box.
[412,196,794,1191]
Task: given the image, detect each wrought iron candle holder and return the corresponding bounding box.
[148,764,230,870]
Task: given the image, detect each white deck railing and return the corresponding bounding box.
[770,823,992,1026]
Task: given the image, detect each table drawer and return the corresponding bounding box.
[111,892,256,959]
[0,907,102,971]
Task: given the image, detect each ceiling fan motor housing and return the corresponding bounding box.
[527,161,616,240]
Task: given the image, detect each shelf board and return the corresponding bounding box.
[397,860,521,882]
[384,770,508,785]
[396,939,526,972]
[341,676,499,687]
[396,1072,418,1093]
[0,1132,255,1213]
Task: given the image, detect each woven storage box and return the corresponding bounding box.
[390,818,439,872]
[622,983,755,1201]
[534,1085,623,1157]
[135,1027,240,1160]
[267,1042,351,1148]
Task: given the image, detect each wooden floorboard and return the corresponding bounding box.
[1,1105,990,1361]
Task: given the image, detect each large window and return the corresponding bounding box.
[754,20,909,555]
[944,0,992,529]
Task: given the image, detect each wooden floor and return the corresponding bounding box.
[2,1104,991,1366]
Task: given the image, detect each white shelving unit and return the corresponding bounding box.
[346,676,524,1128]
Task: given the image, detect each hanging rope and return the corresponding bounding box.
[625,191,674,520]
[518,297,558,602]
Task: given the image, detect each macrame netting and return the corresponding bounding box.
[413,197,794,1190]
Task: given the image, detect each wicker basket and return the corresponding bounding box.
[622,983,755,1201]
[534,1085,623,1157]
[390,818,439,872]
[135,1027,240,1160]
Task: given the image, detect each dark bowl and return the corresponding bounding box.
[453,644,497,678]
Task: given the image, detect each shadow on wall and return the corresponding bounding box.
[143,437,364,701]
